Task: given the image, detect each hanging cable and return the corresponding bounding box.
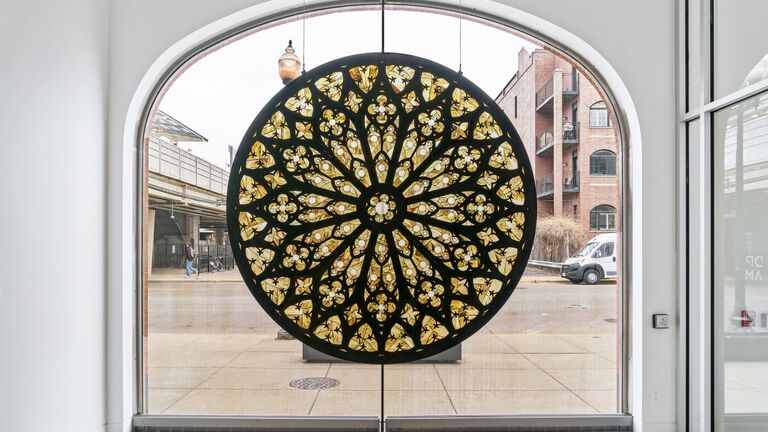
[301,0,307,73]
[381,0,386,53]
[458,0,463,74]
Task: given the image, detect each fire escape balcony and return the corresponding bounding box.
[536,122,579,155]
[563,121,579,145]
[536,174,554,198]
[563,170,580,193]
[535,72,580,112]
[562,72,579,100]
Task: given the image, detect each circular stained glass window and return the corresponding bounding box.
[227,53,536,363]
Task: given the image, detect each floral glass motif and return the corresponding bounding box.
[227,53,535,363]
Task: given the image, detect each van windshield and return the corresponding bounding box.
[574,242,599,258]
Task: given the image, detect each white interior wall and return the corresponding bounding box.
[0,0,677,431]
[0,1,110,432]
[109,1,677,432]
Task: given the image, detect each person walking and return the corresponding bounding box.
[184,241,199,278]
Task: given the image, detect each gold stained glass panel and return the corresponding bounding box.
[228,53,536,363]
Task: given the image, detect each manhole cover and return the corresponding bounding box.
[290,377,340,390]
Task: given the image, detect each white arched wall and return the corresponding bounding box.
[108,1,676,431]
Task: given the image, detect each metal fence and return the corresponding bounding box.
[148,137,228,195]
[152,241,235,273]
[535,78,554,108]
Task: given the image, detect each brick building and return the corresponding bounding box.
[496,48,619,233]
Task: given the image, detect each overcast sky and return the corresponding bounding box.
[159,9,538,168]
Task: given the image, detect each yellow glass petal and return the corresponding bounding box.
[285,299,313,329]
[245,247,274,275]
[473,111,503,139]
[496,176,525,205]
[474,277,502,306]
[261,111,290,139]
[349,65,379,93]
[385,323,415,352]
[349,323,378,352]
[488,141,519,170]
[386,65,415,93]
[238,175,267,205]
[420,315,449,345]
[315,71,343,101]
[450,300,479,330]
[314,315,343,345]
[284,87,314,117]
[421,72,449,101]
[450,88,480,117]
[261,277,290,305]
[245,141,275,169]
[239,211,267,240]
[489,247,518,276]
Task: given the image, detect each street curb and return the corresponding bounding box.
[149,276,568,284]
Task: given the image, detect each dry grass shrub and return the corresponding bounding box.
[532,216,587,262]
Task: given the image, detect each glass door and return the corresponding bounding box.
[713,92,768,430]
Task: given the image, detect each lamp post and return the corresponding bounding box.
[278,40,301,85]
[277,40,301,340]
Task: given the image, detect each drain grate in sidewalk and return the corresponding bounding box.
[290,377,340,390]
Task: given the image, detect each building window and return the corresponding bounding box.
[589,101,611,127]
[514,95,518,118]
[590,205,616,231]
[589,149,617,176]
[573,204,578,220]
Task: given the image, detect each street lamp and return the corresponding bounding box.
[277,41,301,342]
[278,40,301,84]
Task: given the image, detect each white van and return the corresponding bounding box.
[560,233,617,284]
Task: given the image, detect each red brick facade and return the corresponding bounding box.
[496,48,620,234]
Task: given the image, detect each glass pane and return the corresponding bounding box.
[687,0,701,108]
[144,9,383,416]
[714,0,768,99]
[395,47,622,416]
[714,92,768,430]
[142,6,622,419]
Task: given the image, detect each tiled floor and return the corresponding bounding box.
[146,274,623,416]
[147,331,619,415]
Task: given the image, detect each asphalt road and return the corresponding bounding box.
[148,278,619,336]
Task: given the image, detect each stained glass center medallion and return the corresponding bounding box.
[227,52,536,363]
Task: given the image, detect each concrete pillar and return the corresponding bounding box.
[147,209,156,276]
[186,214,200,246]
[553,69,564,217]
[215,227,227,246]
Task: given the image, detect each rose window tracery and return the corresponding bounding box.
[227,53,536,363]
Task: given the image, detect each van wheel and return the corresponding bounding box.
[583,269,600,285]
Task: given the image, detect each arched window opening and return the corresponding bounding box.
[590,149,617,176]
[590,205,617,231]
[135,4,628,421]
[589,101,611,127]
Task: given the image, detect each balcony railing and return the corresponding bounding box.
[536,72,580,111]
[536,125,554,153]
[536,174,554,197]
[535,78,554,109]
[537,122,579,154]
[564,170,580,192]
[562,72,580,94]
[563,121,579,143]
